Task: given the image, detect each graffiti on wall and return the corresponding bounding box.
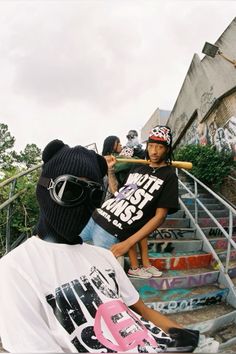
[179,115,236,160]
[182,119,199,146]
[200,86,216,116]
[207,116,236,159]
[223,116,236,159]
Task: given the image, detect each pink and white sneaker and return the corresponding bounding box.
[128,267,152,279]
[144,265,162,277]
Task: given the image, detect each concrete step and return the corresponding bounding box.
[201,227,236,238]
[148,251,212,270]
[218,249,236,262]
[209,237,236,250]
[169,304,236,332]
[190,209,230,218]
[144,285,228,314]
[166,210,185,218]
[216,323,236,349]
[129,268,219,291]
[198,217,236,228]
[149,227,196,240]
[186,203,227,211]
[147,239,202,253]
[182,197,219,205]
[161,218,190,228]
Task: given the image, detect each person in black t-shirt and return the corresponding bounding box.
[80,125,179,279]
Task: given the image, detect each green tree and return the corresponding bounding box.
[0,123,16,170]
[15,144,42,168]
[0,123,42,255]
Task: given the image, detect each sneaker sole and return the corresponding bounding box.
[148,273,163,277]
[128,273,152,279]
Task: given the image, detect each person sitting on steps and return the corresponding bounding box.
[80,125,179,279]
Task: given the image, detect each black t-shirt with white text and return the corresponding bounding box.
[92,165,179,241]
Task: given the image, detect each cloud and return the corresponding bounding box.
[0,0,235,153]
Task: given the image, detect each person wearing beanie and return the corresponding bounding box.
[0,139,201,353]
[81,125,179,279]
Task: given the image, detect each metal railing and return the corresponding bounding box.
[0,163,42,254]
[177,168,236,306]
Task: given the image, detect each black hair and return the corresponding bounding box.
[102,136,120,156]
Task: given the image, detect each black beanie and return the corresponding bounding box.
[36,139,107,244]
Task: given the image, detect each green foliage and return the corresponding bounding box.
[0,169,41,256]
[15,143,42,168]
[0,123,16,170]
[0,123,15,153]
[175,144,236,189]
[0,123,42,255]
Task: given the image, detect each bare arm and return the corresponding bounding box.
[110,207,168,257]
[130,298,182,333]
[103,155,119,194]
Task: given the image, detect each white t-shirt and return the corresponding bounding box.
[0,237,170,353]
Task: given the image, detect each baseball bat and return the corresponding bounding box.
[116,158,192,169]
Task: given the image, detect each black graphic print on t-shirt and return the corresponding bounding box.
[46,266,172,352]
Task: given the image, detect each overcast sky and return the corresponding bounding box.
[0,0,235,154]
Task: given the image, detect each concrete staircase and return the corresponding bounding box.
[127,170,236,353]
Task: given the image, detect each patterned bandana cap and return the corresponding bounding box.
[148,125,172,146]
[119,146,134,157]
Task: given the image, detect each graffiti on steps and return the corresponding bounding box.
[148,242,175,253]
[149,253,212,270]
[139,285,191,301]
[146,288,228,314]
[199,217,236,228]
[207,227,236,237]
[209,238,236,250]
[218,250,236,261]
[149,228,195,240]
[131,271,219,291]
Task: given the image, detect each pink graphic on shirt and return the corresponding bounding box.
[94,299,158,351]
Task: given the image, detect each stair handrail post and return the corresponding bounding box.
[194,180,198,224]
[225,210,233,274]
[5,179,17,253]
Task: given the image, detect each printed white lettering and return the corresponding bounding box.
[110,200,129,216]
[120,205,136,222]
[149,178,164,193]
[142,176,157,190]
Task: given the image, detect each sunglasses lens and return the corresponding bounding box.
[55,180,84,203]
[50,175,104,207]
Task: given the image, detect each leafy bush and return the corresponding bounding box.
[0,123,42,255]
[175,144,236,189]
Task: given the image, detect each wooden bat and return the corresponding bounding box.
[116,158,192,169]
